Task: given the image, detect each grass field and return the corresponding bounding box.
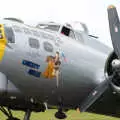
[0,109,119,120]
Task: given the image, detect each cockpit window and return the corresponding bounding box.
[4,26,15,43]
[61,26,70,36]
[61,26,75,39]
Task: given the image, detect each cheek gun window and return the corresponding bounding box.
[29,38,40,49]
[4,27,15,43]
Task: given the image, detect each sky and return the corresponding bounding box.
[1,0,120,47]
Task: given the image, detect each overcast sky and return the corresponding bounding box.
[1,0,120,47]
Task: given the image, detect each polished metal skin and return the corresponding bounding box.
[0,19,112,110]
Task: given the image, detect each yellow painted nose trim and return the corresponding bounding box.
[0,24,7,61]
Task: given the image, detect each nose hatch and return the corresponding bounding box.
[0,24,7,61]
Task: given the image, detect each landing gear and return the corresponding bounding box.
[55,96,67,119]
[0,107,20,120]
[55,108,67,119]
[0,107,32,120]
[7,117,20,120]
[23,109,31,120]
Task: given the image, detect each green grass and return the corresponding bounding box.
[0,109,119,120]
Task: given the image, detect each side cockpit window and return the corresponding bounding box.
[29,38,40,49]
[69,30,75,39]
[74,31,84,43]
[61,26,70,36]
[61,26,75,39]
[4,26,15,43]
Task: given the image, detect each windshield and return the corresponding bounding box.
[37,24,60,32]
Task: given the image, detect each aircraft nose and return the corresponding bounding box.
[0,24,7,62]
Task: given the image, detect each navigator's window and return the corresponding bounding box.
[29,38,40,49]
[43,41,53,52]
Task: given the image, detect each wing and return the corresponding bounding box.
[79,80,108,112]
[86,85,120,118]
[79,79,120,118]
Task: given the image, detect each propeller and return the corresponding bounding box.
[79,5,120,112]
[107,5,120,92]
[107,5,120,58]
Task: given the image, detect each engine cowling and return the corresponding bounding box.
[104,51,120,94]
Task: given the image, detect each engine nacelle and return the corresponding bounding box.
[111,59,120,69]
[104,51,120,94]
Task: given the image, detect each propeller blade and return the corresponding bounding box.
[107,5,120,58]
